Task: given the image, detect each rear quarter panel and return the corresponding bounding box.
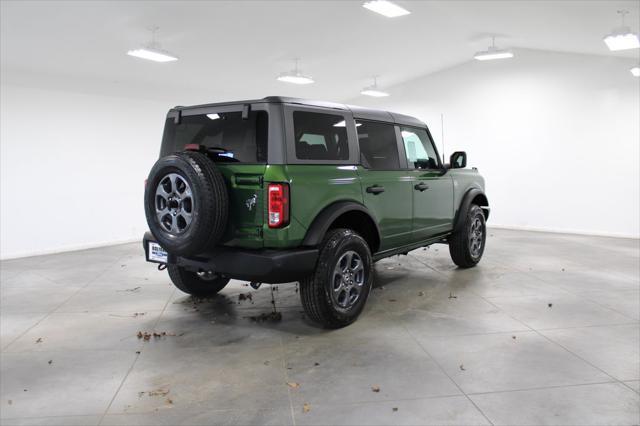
[262,164,363,249]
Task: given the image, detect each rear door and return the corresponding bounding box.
[161,104,270,248]
[399,126,454,241]
[356,120,413,252]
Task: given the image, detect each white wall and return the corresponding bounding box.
[1,85,169,258]
[349,49,640,238]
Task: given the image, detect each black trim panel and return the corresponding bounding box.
[301,201,381,248]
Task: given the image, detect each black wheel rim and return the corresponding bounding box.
[331,250,365,310]
[155,173,194,235]
[468,216,484,258]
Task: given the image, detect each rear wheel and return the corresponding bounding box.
[300,229,373,328]
[449,204,486,268]
[167,265,230,297]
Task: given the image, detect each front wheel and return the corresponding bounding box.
[168,265,230,297]
[448,204,486,268]
[300,229,373,328]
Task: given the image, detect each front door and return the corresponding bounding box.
[399,126,454,241]
[356,120,413,252]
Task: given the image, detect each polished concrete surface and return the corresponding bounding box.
[0,229,638,426]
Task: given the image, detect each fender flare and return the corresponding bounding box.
[453,188,490,232]
[302,201,381,248]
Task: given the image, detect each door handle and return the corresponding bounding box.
[366,185,385,195]
[414,182,430,192]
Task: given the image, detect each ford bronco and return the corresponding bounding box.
[143,96,489,328]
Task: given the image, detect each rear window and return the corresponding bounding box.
[161,111,268,163]
[293,111,349,161]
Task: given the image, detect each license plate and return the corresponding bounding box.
[148,242,168,263]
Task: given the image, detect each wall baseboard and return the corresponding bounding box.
[489,224,639,240]
[2,225,637,261]
[0,238,140,261]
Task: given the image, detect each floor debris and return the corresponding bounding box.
[238,293,253,303]
[548,303,553,308]
[119,286,141,293]
[371,385,381,393]
[287,382,300,389]
[448,292,457,299]
[418,291,425,296]
[393,407,398,412]
[35,338,43,343]
[246,312,282,322]
[459,364,466,371]
[303,403,311,413]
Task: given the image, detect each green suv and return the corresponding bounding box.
[143,96,489,328]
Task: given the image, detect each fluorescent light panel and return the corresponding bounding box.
[361,88,389,97]
[127,48,178,63]
[631,66,640,77]
[206,113,220,120]
[474,49,514,61]
[362,0,410,18]
[276,73,314,85]
[604,32,640,51]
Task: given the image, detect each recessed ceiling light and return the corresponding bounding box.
[361,76,389,97]
[277,58,314,85]
[362,0,410,18]
[631,66,640,77]
[474,37,514,61]
[604,11,640,51]
[127,26,178,63]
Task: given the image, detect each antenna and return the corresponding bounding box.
[440,113,445,163]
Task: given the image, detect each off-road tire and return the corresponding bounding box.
[300,229,373,328]
[168,265,230,297]
[449,204,486,268]
[144,151,228,256]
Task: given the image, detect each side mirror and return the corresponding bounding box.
[450,151,467,169]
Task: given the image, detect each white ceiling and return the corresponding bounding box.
[1,0,639,104]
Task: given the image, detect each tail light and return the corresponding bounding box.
[268,183,289,228]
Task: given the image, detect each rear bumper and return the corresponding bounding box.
[143,232,318,284]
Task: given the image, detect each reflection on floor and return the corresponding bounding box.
[1,229,638,425]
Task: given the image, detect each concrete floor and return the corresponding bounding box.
[0,229,638,426]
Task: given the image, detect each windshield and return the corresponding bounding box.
[161,110,268,163]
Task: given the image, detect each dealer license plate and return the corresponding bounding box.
[148,242,168,263]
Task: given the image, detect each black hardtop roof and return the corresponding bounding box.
[172,96,425,128]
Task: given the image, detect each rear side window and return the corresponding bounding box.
[293,111,349,161]
[356,120,400,170]
[161,111,268,163]
[400,127,439,169]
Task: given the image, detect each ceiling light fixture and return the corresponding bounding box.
[474,36,514,61]
[361,76,390,97]
[277,58,314,85]
[362,0,410,18]
[604,10,640,51]
[127,26,178,63]
[631,66,640,77]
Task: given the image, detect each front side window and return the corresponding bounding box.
[356,120,400,170]
[401,127,439,169]
[293,111,349,160]
[161,110,268,163]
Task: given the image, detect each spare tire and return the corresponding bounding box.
[144,151,228,256]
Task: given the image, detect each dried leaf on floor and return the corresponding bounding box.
[392,407,398,412]
[287,382,300,389]
[548,303,553,308]
[512,335,517,340]
[120,286,141,293]
[371,385,381,393]
[238,293,253,302]
[459,364,465,371]
[418,291,425,296]
[165,398,173,405]
[448,292,457,299]
[35,338,43,343]
[147,387,170,397]
[388,299,397,302]
[47,360,52,365]
[314,362,320,366]
[303,403,311,413]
